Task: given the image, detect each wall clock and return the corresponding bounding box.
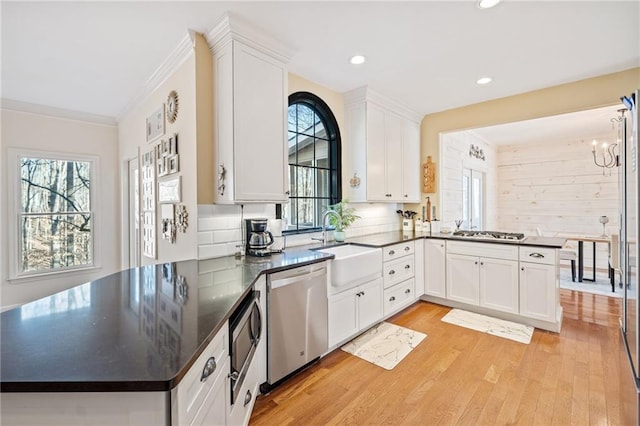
[167,90,179,123]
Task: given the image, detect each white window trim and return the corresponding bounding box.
[7,148,101,281]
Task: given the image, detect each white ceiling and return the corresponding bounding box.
[1,1,639,123]
[468,104,625,145]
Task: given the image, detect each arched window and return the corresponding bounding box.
[284,92,342,233]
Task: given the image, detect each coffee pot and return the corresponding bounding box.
[245,218,274,257]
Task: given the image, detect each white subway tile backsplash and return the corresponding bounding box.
[198,216,228,231]
[213,229,241,243]
[198,231,214,245]
[198,243,228,260]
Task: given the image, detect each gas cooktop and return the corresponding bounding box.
[452,230,526,241]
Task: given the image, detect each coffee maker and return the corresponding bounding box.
[245,218,274,257]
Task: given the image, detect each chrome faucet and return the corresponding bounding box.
[312,210,342,245]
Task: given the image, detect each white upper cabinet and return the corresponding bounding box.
[207,15,292,204]
[344,86,421,203]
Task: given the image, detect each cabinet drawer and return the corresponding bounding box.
[447,241,518,260]
[383,256,415,289]
[519,246,557,265]
[180,323,229,426]
[383,278,415,316]
[383,241,415,262]
[228,348,260,426]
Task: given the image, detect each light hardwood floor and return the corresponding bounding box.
[251,289,636,425]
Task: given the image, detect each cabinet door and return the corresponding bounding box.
[357,278,383,331]
[190,357,229,426]
[233,42,287,202]
[328,288,358,347]
[402,119,420,202]
[384,112,403,201]
[446,253,479,305]
[366,103,388,201]
[413,240,425,297]
[479,257,519,314]
[425,239,446,298]
[519,262,557,322]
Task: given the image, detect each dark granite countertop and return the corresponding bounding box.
[0,249,332,393]
[0,230,563,393]
[345,231,566,249]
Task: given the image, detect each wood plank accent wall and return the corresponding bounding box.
[497,137,619,270]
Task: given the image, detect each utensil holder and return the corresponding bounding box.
[402,218,414,232]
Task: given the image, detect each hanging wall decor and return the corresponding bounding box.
[422,156,436,193]
[146,105,165,143]
[161,204,176,244]
[167,90,179,123]
[176,204,189,233]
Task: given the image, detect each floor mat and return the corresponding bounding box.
[441,308,533,344]
[341,322,426,370]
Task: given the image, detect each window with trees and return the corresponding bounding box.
[285,92,341,233]
[15,152,95,276]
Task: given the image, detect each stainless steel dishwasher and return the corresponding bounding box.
[264,262,328,389]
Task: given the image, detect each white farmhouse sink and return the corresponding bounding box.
[315,244,382,288]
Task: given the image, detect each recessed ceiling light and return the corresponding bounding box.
[349,55,366,65]
[477,77,493,85]
[478,0,501,9]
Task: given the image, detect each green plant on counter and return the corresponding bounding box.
[326,199,360,231]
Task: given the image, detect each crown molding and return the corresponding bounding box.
[343,85,422,124]
[1,98,117,126]
[116,30,196,123]
[205,12,294,63]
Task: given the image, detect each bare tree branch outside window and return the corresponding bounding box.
[19,157,93,274]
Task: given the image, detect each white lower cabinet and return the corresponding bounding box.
[227,354,260,426]
[519,247,558,323]
[172,322,229,426]
[383,278,415,316]
[424,239,446,298]
[191,357,230,426]
[479,257,519,314]
[328,278,383,347]
[446,253,480,305]
[446,242,519,313]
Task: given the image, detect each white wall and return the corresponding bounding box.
[440,130,498,230]
[497,137,618,270]
[0,108,119,308]
[118,41,199,267]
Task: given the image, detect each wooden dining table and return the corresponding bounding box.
[562,235,611,283]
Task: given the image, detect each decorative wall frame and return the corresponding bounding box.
[158,176,181,203]
[161,204,176,243]
[146,105,165,143]
[141,147,156,258]
[167,91,179,124]
[168,154,180,174]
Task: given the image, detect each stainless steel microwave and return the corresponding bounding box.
[228,290,262,405]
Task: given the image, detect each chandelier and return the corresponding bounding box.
[591,109,625,175]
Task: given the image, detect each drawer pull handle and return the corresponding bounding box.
[404,246,410,251]
[389,250,395,255]
[405,289,411,294]
[529,253,545,258]
[244,389,253,407]
[201,357,217,382]
[521,267,525,271]
[389,296,396,302]
[405,264,411,270]
[389,270,395,275]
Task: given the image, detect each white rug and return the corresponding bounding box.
[559,269,622,298]
[441,309,534,344]
[341,322,426,370]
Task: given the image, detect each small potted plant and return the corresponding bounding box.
[326,199,360,242]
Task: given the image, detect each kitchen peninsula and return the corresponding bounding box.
[1,232,565,425]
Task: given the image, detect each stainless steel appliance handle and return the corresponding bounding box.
[249,300,262,345]
[270,268,326,289]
